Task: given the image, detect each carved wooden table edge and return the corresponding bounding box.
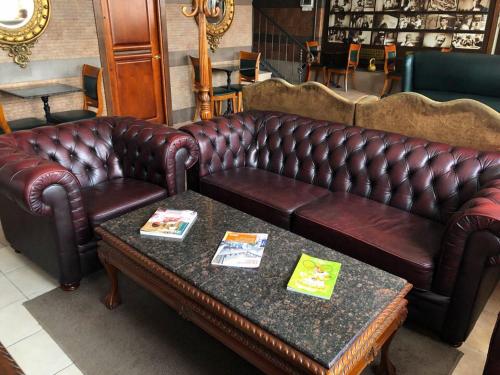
[95,227,412,375]
[0,342,24,375]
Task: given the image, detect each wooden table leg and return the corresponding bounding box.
[374,331,397,375]
[102,259,121,310]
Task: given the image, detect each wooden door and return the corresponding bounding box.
[98,0,168,123]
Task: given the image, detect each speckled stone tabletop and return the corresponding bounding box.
[101,190,408,368]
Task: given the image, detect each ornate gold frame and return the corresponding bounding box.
[206,0,234,52]
[0,0,51,68]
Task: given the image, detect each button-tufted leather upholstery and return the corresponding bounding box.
[182,110,500,345]
[0,117,199,288]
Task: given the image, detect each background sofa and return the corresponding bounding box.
[182,111,500,346]
[0,117,198,289]
[402,51,500,112]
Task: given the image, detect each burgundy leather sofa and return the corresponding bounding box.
[181,111,500,345]
[0,117,198,290]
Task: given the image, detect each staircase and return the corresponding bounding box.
[252,5,310,84]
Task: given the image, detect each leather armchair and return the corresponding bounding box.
[0,117,199,289]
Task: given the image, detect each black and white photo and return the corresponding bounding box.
[425,14,456,30]
[350,14,374,28]
[331,0,353,11]
[374,14,399,28]
[383,0,400,11]
[351,0,365,11]
[397,32,423,46]
[328,29,347,43]
[422,32,452,47]
[455,14,487,30]
[364,0,376,10]
[330,14,351,28]
[427,0,457,11]
[452,33,484,48]
[350,30,372,44]
[400,0,426,10]
[458,0,489,11]
[399,14,425,29]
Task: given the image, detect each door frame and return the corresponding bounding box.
[92,0,173,125]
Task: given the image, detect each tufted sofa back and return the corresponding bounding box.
[6,117,177,189]
[185,112,500,224]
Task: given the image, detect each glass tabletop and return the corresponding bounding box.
[101,190,408,368]
[0,83,82,99]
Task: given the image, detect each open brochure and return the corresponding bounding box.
[140,208,197,240]
[287,253,342,300]
[211,231,268,268]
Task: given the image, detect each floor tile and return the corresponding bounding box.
[0,246,32,274]
[0,300,41,346]
[55,364,83,375]
[0,274,25,309]
[453,344,487,375]
[7,330,72,375]
[5,265,58,299]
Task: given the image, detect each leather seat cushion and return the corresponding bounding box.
[50,110,97,124]
[82,178,168,226]
[293,192,444,290]
[200,167,330,229]
[2,118,46,133]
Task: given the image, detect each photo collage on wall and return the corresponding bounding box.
[327,0,490,50]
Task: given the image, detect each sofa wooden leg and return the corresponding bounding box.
[60,281,80,291]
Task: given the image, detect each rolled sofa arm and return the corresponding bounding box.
[434,180,500,344]
[0,146,90,244]
[110,117,199,195]
[180,113,260,178]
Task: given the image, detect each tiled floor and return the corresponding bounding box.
[0,223,498,375]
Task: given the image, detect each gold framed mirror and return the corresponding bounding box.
[0,0,51,68]
[205,0,234,52]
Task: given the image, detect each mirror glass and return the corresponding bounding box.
[0,0,35,29]
[207,0,226,25]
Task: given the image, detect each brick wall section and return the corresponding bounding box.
[0,0,104,121]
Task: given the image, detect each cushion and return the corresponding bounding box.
[2,118,46,133]
[82,178,168,226]
[200,167,330,229]
[417,90,500,112]
[293,192,444,290]
[50,110,97,124]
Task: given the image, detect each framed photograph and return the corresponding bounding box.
[397,32,423,46]
[364,0,376,10]
[452,33,484,48]
[350,14,374,28]
[374,14,399,28]
[427,0,458,11]
[351,0,366,11]
[350,30,372,44]
[330,14,351,27]
[331,0,353,11]
[455,14,487,30]
[399,14,426,29]
[458,0,489,11]
[422,32,453,48]
[425,14,456,30]
[328,28,348,43]
[400,0,426,10]
[383,0,401,11]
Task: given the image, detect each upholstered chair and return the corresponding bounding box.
[0,117,199,290]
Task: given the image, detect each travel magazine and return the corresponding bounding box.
[211,231,268,268]
[140,208,197,240]
[287,253,342,300]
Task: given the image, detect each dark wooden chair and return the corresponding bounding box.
[189,56,237,120]
[230,51,261,112]
[0,102,45,134]
[50,64,103,124]
[305,41,324,82]
[380,44,402,97]
[324,43,361,92]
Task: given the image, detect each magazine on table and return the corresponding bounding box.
[140,208,197,240]
[287,253,342,300]
[211,231,268,268]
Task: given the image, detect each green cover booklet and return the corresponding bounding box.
[287,253,342,300]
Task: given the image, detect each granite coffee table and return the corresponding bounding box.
[95,190,412,375]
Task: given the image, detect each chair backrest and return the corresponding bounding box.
[239,51,260,83]
[82,64,103,116]
[347,43,361,69]
[189,55,214,97]
[306,41,321,63]
[384,44,397,74]
[0,102,12,134]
